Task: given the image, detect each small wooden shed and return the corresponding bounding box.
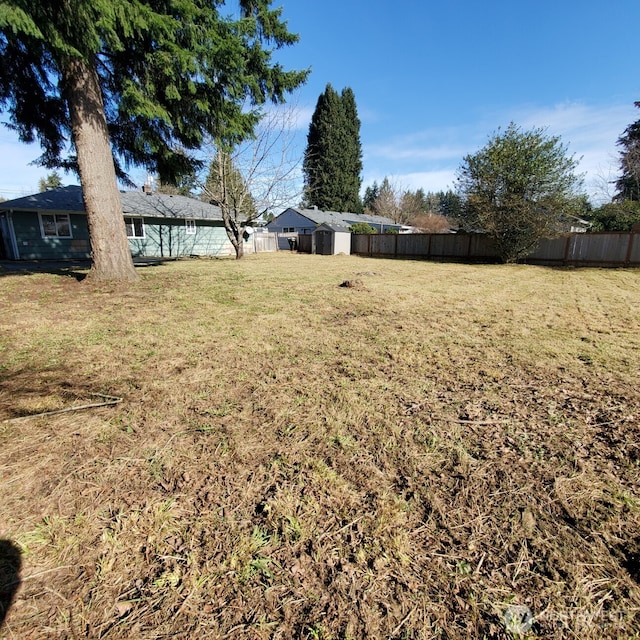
[312,223,351,256]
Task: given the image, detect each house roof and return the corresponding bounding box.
[279,207,399,228]
[0,185,86,212]
[0,185,224,221]
[121,190,223,220]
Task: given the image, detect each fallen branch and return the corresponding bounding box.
[2,393,123,424]
[3,564,76,589]
[448,418,508,425]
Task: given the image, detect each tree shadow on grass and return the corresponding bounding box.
[0,257,172,281]
[0,260,91,281]
[0,365,107,422]
[0,539,22,628]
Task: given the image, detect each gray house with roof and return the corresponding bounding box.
[266,206,404,249]
[0,185,248,260]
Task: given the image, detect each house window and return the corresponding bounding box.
[125,217,144,238]
[39,213,72,238]
[283,227,295,233]
[185,218,196,235]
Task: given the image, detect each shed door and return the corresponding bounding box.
[0,213,13,259]
[316,230,332,255]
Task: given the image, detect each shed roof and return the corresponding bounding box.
[0,185,224,221]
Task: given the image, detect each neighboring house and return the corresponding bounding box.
[0,185,251,260]
[266,206,405,249]
[563,215,592,234]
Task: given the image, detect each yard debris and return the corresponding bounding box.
[2,393,122,423]
[339,278,367,290]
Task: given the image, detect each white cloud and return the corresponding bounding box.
[515,101,630,158]
[366,142,467,163]
[363,169,457,195]
[512,101,636,203]
[361,100,638,204]
[365,126,469,163]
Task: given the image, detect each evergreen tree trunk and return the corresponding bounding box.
[61,56,138,282]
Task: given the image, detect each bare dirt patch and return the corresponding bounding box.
[1,254,639,638]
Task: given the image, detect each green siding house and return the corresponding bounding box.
[0,185,247,260]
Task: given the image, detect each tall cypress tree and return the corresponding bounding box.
[340,88,363,213]
[303,84,362,212]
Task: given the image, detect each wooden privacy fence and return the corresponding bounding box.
[526,232,640,266]
[296,234,312,253]
[351,233,499,261]
[250,232,278,253]
[350,232,640,267]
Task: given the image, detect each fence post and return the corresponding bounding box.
[562,235,571,265]
[625,233,635,266]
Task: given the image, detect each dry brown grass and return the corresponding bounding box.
[1,254,639,639]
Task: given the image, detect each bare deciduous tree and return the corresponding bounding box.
[371,176,405,223]
[410,212,451,233]
[199,106,304,259]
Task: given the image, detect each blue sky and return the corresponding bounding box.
[1,0,639,204]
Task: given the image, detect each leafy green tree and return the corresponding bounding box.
[303,84,362,212]
[456,123,584,262]
[438,190,463,219]
[38,171,63,192]
[363,181,380,212]
[349,222,377,234]
[156,164,197,197]
[420,190,438,213]
[615,102,640,201]
[0,1,307,281]
[400,189,426,221]
[586,200,640,232]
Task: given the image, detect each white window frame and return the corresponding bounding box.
[124,217,145,238]
[283,227,295,233]
[39,212,72,239]
[185,218,196,235]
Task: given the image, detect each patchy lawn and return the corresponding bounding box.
[1,254,639,639]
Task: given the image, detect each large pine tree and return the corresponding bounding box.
[0,1,307,281]
[302,84,362,213]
